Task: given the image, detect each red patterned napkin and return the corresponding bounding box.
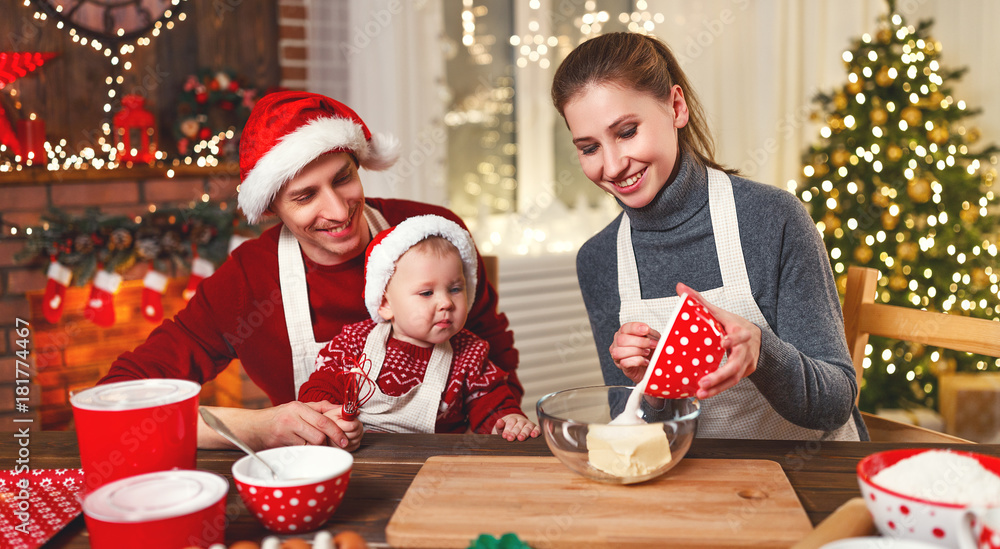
[0,469,85,549]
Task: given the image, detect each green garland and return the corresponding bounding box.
[16,202,259,284]
[174,69,258,159]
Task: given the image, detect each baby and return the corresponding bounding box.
[299,215,540,441]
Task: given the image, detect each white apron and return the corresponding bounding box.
[280,204,389,395]
[356,321,453,433]
[616,167,858,440]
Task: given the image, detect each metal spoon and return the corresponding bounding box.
[199,407,279,480]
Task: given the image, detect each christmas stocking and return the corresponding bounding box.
[84,270,122,327]
[183,257,215,301]
[141,269,168,322]
[42,260,72,324]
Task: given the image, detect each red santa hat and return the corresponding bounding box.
[238,91,400,224]
[364,215,478,323]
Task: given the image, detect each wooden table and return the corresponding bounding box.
[7,431,999,548]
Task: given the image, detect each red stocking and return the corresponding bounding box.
[141,269,168,322]
[84,270,122,327]
[42,259,72,324]
[183,257,215,301]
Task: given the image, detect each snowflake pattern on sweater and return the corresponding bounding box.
[299,319,523,433]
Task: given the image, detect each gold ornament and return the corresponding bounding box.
[889,274,908,291]
[872,190,890,208]
[900,106,922,126]
[896,241,919,262]
[813,163,829,177]
[928,125,949,144]
[875,66,894,87]
[854,244,873,264]
[834,92,848,110]
[828,115,844,130]
[870,108,888,126]
[887,144,903,162]
[967,127,981,144]
[960,206,979,224]
[881,209,900,230]
[929,91,944,108]
[877,28,893,43]
[907,177,932,203]
[831,148,851,168]
[847,79,863,95]
[822,212,842,234]
[973,268,990,288]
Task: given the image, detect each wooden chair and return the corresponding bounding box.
[842,265,1000,443]
[481,255,499,288]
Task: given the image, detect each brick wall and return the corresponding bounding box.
[278,0,309,90]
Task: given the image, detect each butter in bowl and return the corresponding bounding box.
[536,385,699,484]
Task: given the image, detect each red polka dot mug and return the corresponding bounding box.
[958,506,1000,549]
[643,293,726,399]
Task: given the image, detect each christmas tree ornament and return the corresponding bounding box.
[929,91,945,108]
[907,177,932,203]
[847,79,863,95]
[889,274,908,291]
[84,270,123,327]
[42,259,73,324]
[875,66,894,87]
[967,127,981,143]
[833,91,848,110]
[113,95,157,163]
[928,125,949,144]
[831,148,851,167]
[959,206,978,224]
[854,244,873,264]
[881,209,900,230]
[876,27,892,43]
[900,106,922,126]
[141,269,169,322]
[871,190,890,208]
[821,211,841,234]
[183,257,215,300]
[897,242,919,262]
[887,144,903,161]
[869,107,888,126]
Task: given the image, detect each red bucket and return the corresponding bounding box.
[82,470,229,549]
[70,379,200,490]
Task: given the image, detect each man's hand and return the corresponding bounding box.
[197,401,353,451]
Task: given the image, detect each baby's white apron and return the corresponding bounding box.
[616,167,858,440]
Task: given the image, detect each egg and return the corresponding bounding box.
[281,539,310,549]
[334,531,368,549]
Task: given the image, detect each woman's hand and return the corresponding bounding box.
[609,322,662,383]
[677,283,761,399]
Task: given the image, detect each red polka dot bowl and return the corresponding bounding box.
[232,445,353,534]
[857,448,1000,549]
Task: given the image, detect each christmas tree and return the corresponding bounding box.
[796,2,1000,413]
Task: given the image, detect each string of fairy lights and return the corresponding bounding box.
[1,0,231,177]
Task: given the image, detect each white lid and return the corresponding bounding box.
[70,379,201,411]
[83,470,228,523]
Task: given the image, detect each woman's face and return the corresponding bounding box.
[563,83,689,209]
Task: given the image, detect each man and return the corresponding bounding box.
[101,91,521,451]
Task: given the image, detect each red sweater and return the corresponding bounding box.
[101,198,521,405]
[298,320,523,434]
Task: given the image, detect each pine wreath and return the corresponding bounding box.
[174,69,258,159]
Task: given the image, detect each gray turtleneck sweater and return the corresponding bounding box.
[576,152,869,440]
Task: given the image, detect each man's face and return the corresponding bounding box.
[268,152,369,265]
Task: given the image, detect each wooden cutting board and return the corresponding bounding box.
[386,456,812,548]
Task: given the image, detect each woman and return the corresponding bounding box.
[552,32,865,440]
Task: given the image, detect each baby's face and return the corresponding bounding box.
[379,246,468,347]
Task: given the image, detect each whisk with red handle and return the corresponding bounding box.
[333,350,376,420]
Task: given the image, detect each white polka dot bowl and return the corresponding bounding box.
[857,448,1000,549]
[536,385,699,485]
[232,445,353,534]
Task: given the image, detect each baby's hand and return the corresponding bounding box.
[322,405,365,452]
[492,413,541,441]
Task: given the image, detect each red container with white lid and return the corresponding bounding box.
[71,379,200,490]
[82,469,229,549]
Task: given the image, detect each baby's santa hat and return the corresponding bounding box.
[238,91,400,224]
[364,215,478,323]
